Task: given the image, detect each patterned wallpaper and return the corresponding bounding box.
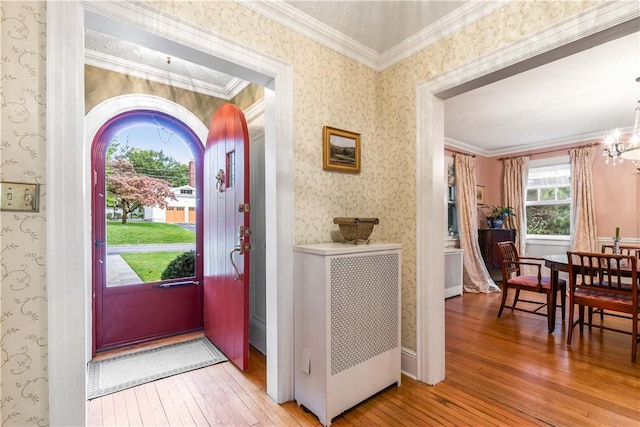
[1,0,598,424]
[1,2,49,426]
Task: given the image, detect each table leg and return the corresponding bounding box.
[548,268,559,333]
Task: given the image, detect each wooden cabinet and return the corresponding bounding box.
[478,229,516,269]
[293,242,402,426]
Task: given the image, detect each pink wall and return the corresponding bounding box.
[447,142,640,239]
[591,152,639,240]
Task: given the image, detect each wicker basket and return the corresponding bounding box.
[333,217,379,244]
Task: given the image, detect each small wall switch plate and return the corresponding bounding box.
[1,182,40,212]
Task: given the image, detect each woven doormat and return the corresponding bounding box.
[87,337,227,399]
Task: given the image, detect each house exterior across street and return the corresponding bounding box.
[144,185,196,223]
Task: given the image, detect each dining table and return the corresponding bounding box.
[541,253,636,333]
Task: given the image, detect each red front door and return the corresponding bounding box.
[91,111,204,352]
[204,104,250,370]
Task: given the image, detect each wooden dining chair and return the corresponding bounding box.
[496,242,566,332]
[592,245,640,322]
[601,244,640,259]
[566,251,638,362]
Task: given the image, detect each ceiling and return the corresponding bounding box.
[84,1,640,157]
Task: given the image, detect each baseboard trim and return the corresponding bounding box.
[401,347,417,379]
[444,286,463,299]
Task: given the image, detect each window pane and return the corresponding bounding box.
[540,188,556,201]
[526,204,570,235]
[557,186,570,200]
[446,159,458,237]
[526,188,538,202]
[448,202,458,237]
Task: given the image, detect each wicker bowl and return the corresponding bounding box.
[333,217,379,244]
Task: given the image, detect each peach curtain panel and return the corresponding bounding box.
[454,153,500,293]
[503,156,529,255]
[569,146,598,252]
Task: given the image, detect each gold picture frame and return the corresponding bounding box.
[322,126,361,173]
[476,185,485,204]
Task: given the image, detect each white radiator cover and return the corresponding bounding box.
[444,248,463,298]
[293,243,402,426]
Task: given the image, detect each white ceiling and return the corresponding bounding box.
[84,0,640,157]
[283,0,470,53]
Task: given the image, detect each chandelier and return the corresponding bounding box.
[602,80,640,166]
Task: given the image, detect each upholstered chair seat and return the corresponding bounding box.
[506,275,564,289]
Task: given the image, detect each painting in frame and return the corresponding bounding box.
[476,185,485,204]
[322,126,361,173]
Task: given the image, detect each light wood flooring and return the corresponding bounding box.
[88,290,640,426]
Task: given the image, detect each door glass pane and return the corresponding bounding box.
[105,125,196,287]
[227,150,236,188]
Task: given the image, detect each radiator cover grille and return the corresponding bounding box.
[330,253,399,375]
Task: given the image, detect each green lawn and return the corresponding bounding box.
[107,221,195,245]
[120,251,186,282]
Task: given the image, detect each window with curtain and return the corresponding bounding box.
[526,161,571,236]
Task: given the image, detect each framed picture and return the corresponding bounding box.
[322,126,361,173]
[476,185,485,204]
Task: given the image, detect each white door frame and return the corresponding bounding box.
[415,2,639,384]
[46,2,294,425]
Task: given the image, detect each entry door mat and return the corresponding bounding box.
[87,337,227,399]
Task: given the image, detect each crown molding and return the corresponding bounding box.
[444,137,492,157]
[237,0,380,69]
[446,126,634,158]
[378,1,510,71]
[238,0,512,72]
[85,49,250,100]
[431,1,640,98]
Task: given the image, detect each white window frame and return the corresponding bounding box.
[525,155,571,243]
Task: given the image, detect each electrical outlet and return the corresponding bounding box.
[1,182,40,212]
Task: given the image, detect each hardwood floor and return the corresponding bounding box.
[88,291,640,426]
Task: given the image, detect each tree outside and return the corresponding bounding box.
[107,158,177,224]
[526,204,570,235]
[123,147,189,187]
